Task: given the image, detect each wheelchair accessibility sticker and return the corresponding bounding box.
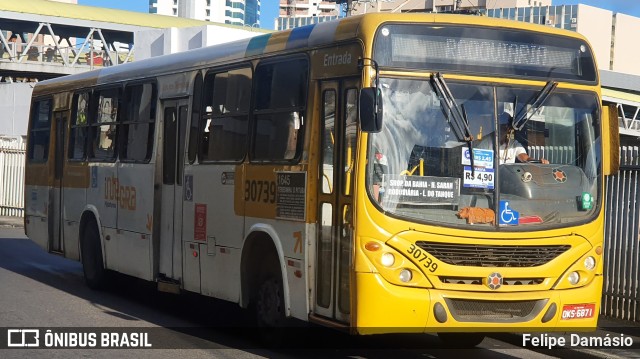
[499,201,519,225]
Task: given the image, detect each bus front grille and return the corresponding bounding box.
[440,276,544,286]
[444,298,548,322]
[415,242,570,267]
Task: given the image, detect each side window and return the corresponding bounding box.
[120,83,157,162]
[89,88,120,161]
[69,92,90,160]
[343,88,358,195]
[252,58,308,161]
[321,90,336,194]
[199,66,252,162]
[188,73,203,164]
[28,99,52,162]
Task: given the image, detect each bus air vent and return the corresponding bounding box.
[415,242,570,267]
[444,298,548,322]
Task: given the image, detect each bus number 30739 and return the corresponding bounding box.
[407,244,438,272]
[244,180,277,203]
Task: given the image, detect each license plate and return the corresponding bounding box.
[561,303,595,320]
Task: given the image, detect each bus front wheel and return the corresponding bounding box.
[437,332,486,348]
[254,273,286,345]
[80,220,108,289]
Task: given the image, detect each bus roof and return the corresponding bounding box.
[33,13,593,96]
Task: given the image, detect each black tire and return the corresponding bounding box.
[80,220,108,289]
[437,332,486,348]
[254,274,286,346]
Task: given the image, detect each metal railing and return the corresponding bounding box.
[603,146,640,322]
[0,42,133,69]
[0,137,25,217]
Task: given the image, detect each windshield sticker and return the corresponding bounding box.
[499,201,519,225]
[383,175,460,205]
[463,166,494,189]
[461,148,494,168]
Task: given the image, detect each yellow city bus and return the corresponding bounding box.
[25,13,619,346]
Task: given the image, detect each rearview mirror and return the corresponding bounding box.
[359,87,383,133]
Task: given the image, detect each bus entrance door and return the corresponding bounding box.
[314,80,359,324]
[158,99,188,283]
[49,110,67,254]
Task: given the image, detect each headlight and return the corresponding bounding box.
[381,252,395,267]
[568,271,580,285]
[399,269,413,283]
[584,256,596,270]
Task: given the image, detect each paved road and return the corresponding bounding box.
[1,227,638,358]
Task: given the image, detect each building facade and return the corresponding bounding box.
[485,4,640,75]
[276,0,339,30]
[149,0,260,27]
[351,0,551,15]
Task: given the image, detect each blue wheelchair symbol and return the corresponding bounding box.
[499,201,519,225]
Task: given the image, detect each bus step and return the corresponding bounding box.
[157,280,180,294]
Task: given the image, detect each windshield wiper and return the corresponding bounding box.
[512,80,558,131]
[430,73,476,173]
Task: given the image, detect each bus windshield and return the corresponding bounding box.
[368,77,601,230]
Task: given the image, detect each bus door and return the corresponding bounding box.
[314,79,359,323]
[49,110,67,254]
[158,99,188,281]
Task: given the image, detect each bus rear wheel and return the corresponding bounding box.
[437,332,486,348]
[81,220,108,289]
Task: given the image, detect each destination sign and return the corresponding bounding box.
[374,24,597,82]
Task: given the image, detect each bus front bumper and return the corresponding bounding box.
[354,272,602,335]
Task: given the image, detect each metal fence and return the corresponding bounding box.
[0,137,25,217]
[603,146,640,322]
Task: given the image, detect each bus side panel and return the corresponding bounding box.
[88,164,118,270]
[24,182,50,251]
[187,163,244,301]
[115,162,154,281]
[61,161,90,261]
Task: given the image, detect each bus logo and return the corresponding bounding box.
[552,168,567,183]
[7,329,39,347]
[486,272,503,290]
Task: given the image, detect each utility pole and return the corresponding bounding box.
[454,0,462,11]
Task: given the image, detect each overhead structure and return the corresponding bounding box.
[0,0,236,81]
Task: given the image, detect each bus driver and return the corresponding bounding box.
[480,112,549,164]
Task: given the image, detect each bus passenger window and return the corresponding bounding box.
[89,88,120,161]
[199,67,251,162]
[69,92,90,160]
[252,58,308,162]
[121,83,156,162]
[27,99,52,162]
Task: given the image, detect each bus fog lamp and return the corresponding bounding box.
[399,269,412,282]
[584,256,596,270]
[568,271,580,285]
[381,252,395,267]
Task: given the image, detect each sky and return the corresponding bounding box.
[77,0,640,30]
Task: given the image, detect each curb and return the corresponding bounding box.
[0,216,24,228]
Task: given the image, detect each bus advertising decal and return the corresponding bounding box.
[194,204,206,241]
